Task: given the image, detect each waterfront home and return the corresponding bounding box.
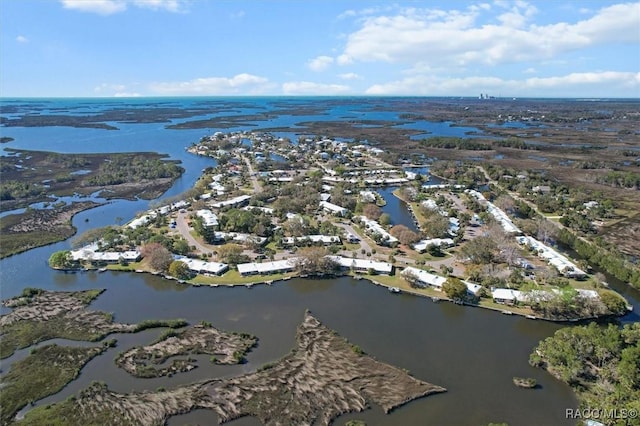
[237,258,297,276]
[491,288,524,305]
[358,216,399,246]
[71,244,141,263]
[127,214,152,229]
[327,256,393,275]
[359,190,376,203]
[401,266,482,296]
[173,255,228,276]
[413,238,455,252]
[402,266,446,289]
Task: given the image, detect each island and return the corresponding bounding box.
[19,311,445,426]
[115,323,258,378]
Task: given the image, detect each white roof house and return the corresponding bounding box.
[327,256,393,275]
[401,266,447,289]
[491,288,525,304]
[358,216,398,246]
[173,255,228,275]
[359,191,377,203]
[413,238,455,252]
[70,244,141,263]
[516,236,586,277]
[242,206,275,215]
[487,204,521,234]
[214,232,267,246]
[211,195,251,209]
[196,209,219,227]
[402,267,482,296]
[237,258,297,276]
[127,215,151,229]
[421,199,438,210]
[320,200,348,216]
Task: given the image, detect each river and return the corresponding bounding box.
[3,97,637,425]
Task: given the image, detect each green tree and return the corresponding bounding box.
[216,243,248,265]
[48,250,73,269]
[168,260,191,280]
[443,277,467,300]
[598,290,628,316]
[379,213,391,226]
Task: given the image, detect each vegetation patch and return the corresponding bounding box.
[21,312,445,426]
[0,201,99,259]
[0,343,109,425]
[530,322,640,416]
[116,323,257,378]
[0,289,185,359]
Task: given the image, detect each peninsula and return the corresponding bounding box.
[52,130,632,322]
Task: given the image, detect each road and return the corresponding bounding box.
[242,156,262,194]
[175,211,212,254]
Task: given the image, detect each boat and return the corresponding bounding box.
[502,310,513,315]
[98,267,107,273]
[389,287,401,294]
[525,315,537,320]
[431,297,440,303]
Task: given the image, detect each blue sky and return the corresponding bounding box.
[1,0,639,97]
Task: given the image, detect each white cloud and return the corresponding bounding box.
[307,56,334,72]
[523,67,536,74]
[282,81,351,95]
[365,71,639,97]
[133,0,185,12]
[336,54,353,66]
[60,0,187,15]
[113,92,141,97]
[338,3,640,67]
[150,73,274,95]
[338,72,361,80]
[61,0,127,15]
[16,35,29,43]
[94,83,127,93]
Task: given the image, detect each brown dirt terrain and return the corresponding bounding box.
[20,312,446,426]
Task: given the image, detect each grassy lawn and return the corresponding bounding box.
[343,242,361,252]
[189,269,297,286]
